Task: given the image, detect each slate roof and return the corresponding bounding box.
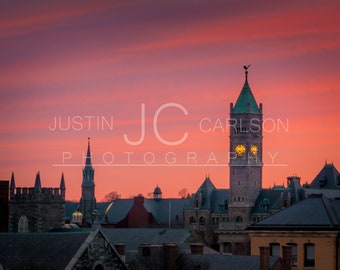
[184,177,229,214]
[102,228,191,251]
[65,201,110,222]
[252,189,282,214]
[105,198,190,225]
[0,231,91,269]
[249,194,340,230]
[309,163,340,189]
[65,201,79,220]
[233,79,260,114]
[144,198,190,225]
[179,254,278,270]
[211,189,229,213]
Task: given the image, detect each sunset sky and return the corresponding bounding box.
[1,0,339,201]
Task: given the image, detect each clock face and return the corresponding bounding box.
[235,144,246,157]
[250,145,258,156]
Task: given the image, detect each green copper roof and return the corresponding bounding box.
[233,79,260,114]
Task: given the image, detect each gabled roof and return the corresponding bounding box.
[0,229,128,270]
[252,189,283,214]
[144,198,189,225]
[102,228,190,251]
[0,231,90,269]
[196,176,216,209]
[233,78,260,114]
[309,163,340,189]
[105,199,134,223]
[250,195,340,230]
[104,197,190,226]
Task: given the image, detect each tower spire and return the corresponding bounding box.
[86,137,92,167]
[10,171,15,190]
[34,171,41,191]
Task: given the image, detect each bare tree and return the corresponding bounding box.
[103,191,121,202]
[178,188,191,199]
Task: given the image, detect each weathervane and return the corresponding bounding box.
[243,64,251,80]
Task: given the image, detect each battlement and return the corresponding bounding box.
[10,187,65,202]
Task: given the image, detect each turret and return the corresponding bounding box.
[34,171,42,192]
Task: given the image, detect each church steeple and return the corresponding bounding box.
[85,137,92,167]
[80,138,96,220]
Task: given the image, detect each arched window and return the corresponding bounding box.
[189,216,196,224]
[199,216,205,225]
[18,215,29,232]
[236,216,243,223]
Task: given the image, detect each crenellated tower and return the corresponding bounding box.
[228,66,263,226]
[79,138,97,219]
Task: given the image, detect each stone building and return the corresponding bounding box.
[183,67,340,255]
[9,171,65,232]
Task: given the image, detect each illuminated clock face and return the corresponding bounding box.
[235,144,246,157]
[250,145,258,156]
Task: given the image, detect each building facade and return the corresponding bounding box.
[9,172,65,232]
[184,67,340,255]
[248,195,340,270]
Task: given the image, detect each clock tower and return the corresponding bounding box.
[229,66,263,226]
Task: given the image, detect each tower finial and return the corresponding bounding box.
[243,64,251,81]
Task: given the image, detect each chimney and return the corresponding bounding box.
[282,245,292,270]
[114,243,125,262]
[163,243,178,270]
[259,246,270,270]
[190,243,204,254]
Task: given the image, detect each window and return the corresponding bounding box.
[189,216,196,224]
[287,243,297,267]
[18,215,29,232]
[304,243,315,267]
[270,243,280,257]
[199,216,205,225]
[236,216,243,223]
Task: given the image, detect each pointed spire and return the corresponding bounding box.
[85,137,92,167]
[34,171,41,190]
[232,65,260,114]
[10,172,16,190]
[60,172,66,190]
